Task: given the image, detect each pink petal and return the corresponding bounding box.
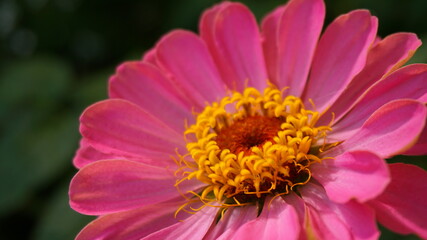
[142,204,218,240]
[326,99,427,158]
[76,198,188,240]
[331,64,427,139]
[303,10,378,112]
[319,33,421,125]
[73,139,110,168]
[368,163,427,238]
[73,138,157,169]
[142,48,158,66]
[282,192,309,239]
[373,36,382,45]
[404,124,427,155]
[232,197,300,240]
[204,205,257,240]
[268,0,325,96]
[198,2,225,54]
[301,183,379,240]
[155,30,226,106]
[109,61,193,133]
[200,2,268,91]
[260,5,285,85]
[69,159,202,215]
[305,204,351,240]
[311,150,390,203]
[80,99,184,167]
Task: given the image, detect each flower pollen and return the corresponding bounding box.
[177,86,333,208]
[216,115,282,156]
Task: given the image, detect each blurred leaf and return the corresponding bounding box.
[32,180,94,240]
[71,69,110,109]
[0,113,79,215]
[0,145,33,216]
[0,55,78,214]
[0,56,72,117]
[0,110,41,214]
[24,113,79,185]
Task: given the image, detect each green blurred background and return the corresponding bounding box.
[0,0,426,239]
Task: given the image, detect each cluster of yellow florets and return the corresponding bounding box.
[176,86,332,206]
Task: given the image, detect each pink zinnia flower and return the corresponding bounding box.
[69,0,427,239]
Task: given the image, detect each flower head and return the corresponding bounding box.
[69,0,427,239]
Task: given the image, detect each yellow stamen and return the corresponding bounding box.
[176,85,334,211]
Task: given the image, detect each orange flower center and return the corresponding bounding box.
[175,85,333,209]
[216,116,282,156]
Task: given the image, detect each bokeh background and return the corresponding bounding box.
[0,0,426,239]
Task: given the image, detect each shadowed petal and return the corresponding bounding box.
[326,99,427,158]
[261,5,285,85]
[76,198,188,240]
[301,183,379,240]
[282,192,308,239]
[368,163,427,239]
[142,204,218,240]
[305,204,351,239]
[69,160,203,215]
[109,62,194,133]
[73,138,171,169]
[80,99,184,167]
[331,64,427,139]
[404,124,427,155]
[200,2,268,91]
[303,10,377,112]
[265,0,325,96]
[155,30,227,106]
[142,48,158,66]
[312,151,390,203]
[319,33,421,125]
[204,205,257,240]
[73,139,111,168]
[73,139,125,169]
[232,197,300,240]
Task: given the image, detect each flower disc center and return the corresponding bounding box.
[216,116,282,155]
[176,86,333,208]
